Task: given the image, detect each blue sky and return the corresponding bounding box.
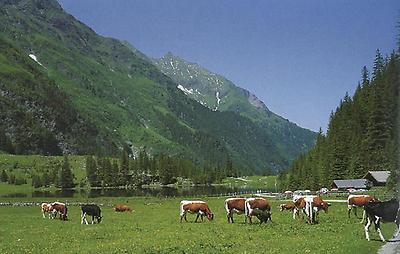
[58,0,399,132]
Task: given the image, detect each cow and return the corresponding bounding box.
[347,194,379,223]
[81,204,102,224]
[225,197,246,223]
[51,202,68,221]
[280,203,295,212]
[114,204,132,212]
[293,196,328,224]
[180,200,214,223]
[364,198,400,242]
[41,203,54,219]
[244,197,271,224]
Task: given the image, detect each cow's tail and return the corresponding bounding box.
[224,200,229,214]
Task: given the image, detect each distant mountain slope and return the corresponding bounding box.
[0,37,104,155]
[0,0,313,174]
[0,0,308,174]
[154,53,316,162]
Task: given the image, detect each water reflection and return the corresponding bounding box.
[3,186,274,198]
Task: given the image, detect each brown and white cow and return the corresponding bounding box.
[41,203,54,219]
[225,197,246,223]
[180,200,214,223]
[280,203,295,212]
[51,202,68,220]
[114,204,132,212]
[293,196,328,224]
[347,195,379,223]
[245,197,271,224]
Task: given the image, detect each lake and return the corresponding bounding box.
[1,185,274,198]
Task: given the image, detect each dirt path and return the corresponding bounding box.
[377,232,400,254]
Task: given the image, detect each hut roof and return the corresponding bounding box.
[363,171,390,183]
[333,179,368,189]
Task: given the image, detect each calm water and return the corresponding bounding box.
[1,186,274,198]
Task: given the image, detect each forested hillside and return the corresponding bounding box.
[279,49,399,190]
[0,37,103,155]
[0,0,316,174]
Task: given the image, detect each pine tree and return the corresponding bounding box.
[0,170,8,182]
[372,49,384,80]
[58,155,75,189]
[32,175,42,188]
[119,146,130,186]
[86,156,99,187]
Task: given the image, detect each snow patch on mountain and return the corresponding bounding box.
[28,54,43,67]
[177,84,193,94]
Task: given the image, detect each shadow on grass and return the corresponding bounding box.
[369,239,400,242]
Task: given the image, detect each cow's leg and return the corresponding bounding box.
[394,211,400,239]
[180,212,188,222]
[374,217,385,242]
[393,224,400,239]
[248,215,252,224]
[81,212,84,224]
[360,209,366,224]
[353,207,358,218]
[180,209,187,223]
[227,211,232,223]
[81,212,88,225]
[92,215,95,224]
[195,213,200,223]
[365,216,372,241]
[347,205,351,218]
[42,210,46,219]
[293,208,297,220]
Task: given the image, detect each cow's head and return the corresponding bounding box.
[207,213,214,221]
[97,216,102,223]
[256,211,271,224]
[320,202,329,213]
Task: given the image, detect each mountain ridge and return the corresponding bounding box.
[153,52,316,163]
[0,0,315,174]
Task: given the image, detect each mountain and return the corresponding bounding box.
[153,53,316,162]
[0,0,315,174]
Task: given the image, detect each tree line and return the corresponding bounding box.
[85,146,239,188]
[279,49,399,191]
[0,155,75,189]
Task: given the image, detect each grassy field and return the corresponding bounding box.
[0,196,394,254]
[222,176,277,190]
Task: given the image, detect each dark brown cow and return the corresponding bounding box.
[51,202,68,221]
[114,204,132,212]
[225,197,246,223]
[347,195,379,222]
[180,200,214,223]
[280,203,295,212]
[245,197,271,224]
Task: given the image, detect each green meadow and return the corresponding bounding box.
[0,197,394,254]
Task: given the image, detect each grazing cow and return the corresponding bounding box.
[51,202,68,220]
[347,195,379,223]
[41,203,54,219]
[180,200,214,223]
[225,197,246,223]
[293,196,328,224]
[364,198,400,242]
[81,204,102,224]
[280,203,295,212]
[244,197,271,224]
[114,204,132,212]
